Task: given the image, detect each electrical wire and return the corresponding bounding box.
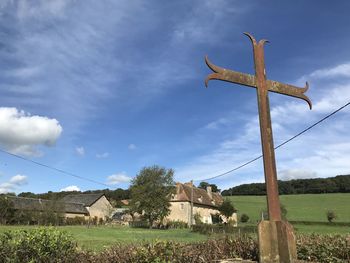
[0,101,349,186]
[0,148,110,187]
[194,101,350,182]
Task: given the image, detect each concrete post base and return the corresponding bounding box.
[258,220,297,263]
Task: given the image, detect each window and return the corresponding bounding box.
[180,203,184,210]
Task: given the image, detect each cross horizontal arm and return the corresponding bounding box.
[205,56,256,88]
[205,56,312,109]
[266,80,312,109]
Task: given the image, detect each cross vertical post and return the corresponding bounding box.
[205,32,312,262]
[249,34,281,221]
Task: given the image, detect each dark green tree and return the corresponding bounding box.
[218,199,237,220]
[326,210,336,223]
[130,165,174,228]
[198,182,220,192]
[0,195,15,224]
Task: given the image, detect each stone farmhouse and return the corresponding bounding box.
[61,193,113,219]
[7,193,113,221]
[167,182,230,225]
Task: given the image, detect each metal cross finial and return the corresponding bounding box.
[205,32,312,222]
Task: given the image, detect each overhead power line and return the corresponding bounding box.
[194,101,350,182]
[0,148,110,187]
[0,102,349,187]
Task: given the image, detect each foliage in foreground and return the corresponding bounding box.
[0,228,349,263]
[0,228,77,263]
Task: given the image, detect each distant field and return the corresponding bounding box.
[0,225,207,251]
[226,193,350,223]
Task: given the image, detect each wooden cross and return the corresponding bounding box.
[205,32,312,221]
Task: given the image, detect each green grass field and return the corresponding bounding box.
[0,193,348,251]
[0,225,207,251]
[226,193,350,223]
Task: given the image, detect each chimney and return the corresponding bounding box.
[175,182,181,194]
[184,181,193,187]
[206,186,212,199]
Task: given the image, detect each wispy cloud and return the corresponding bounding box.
[128,144,137,151]
[0,174,28,193]
[106,172,131,185]
[75,146,85,156]
[96,152,109,159]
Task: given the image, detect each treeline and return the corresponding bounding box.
[17,188,130,205]
[222,175,350,196]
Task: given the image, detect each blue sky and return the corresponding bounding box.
[1,0,350,194]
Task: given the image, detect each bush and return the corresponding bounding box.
[326,210,336,223]
[167,220,188,229]
[192,224,256,235]
[194,213,202,225]
[79,237,259,262]
[0,228,77,262]
[240,213,249,223]
[211,213,223,224]
[65,216,87,225]
[297,234,350,263]
[83,234,348,263]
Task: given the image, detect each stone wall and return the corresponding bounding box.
[167,201,221,225]
[87,196,113,220]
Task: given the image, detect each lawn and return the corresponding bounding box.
[226,193,350,223]
[1,193,349,251]
[0,225,208,251]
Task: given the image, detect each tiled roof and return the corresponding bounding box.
[6,196,89,215]
[61,193,104,206]
[171,183,223,208]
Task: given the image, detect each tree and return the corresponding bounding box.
[326,210,336,223]
[130,165,174,228]
[198,182,220,193]
[0,195,15,224]
[240,213,249,223]
[218,200,236,220]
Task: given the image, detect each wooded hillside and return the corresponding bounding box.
[222,175,350,196]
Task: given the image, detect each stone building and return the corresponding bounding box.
[61,193,113,220]
[7,195,89,219]
[7,193,113,221]
[167,182,230,225]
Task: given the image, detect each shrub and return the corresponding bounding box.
[0,228,77,262]
[326,210,336,223]
[167,220,188,229]
[281,204,288,220]
[297,234,350,262]
[192,224,256,235]
[194,213,202,225]
[211,213,223,224]
[65,216,86,225]
[79,237,259,262]
[240,213,249,223]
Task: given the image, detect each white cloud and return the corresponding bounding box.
[0,107,62,157]
[106,172,131,185]
[60,185,80,192]
[9,174,27,185]
[16,0,70,20]
[309,63,350,79]
[76,147,85,156]
[171,0,247,45]
[96,152,109,158]
[0,174,28,193]
[278,169,317,181]
[128,144,137,150]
